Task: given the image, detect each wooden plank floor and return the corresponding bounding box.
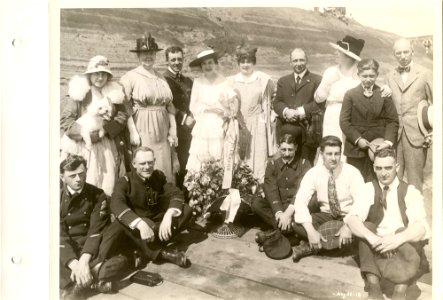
[88,223,432,300]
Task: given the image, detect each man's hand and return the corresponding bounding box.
[306,228,326,250]
[136,220,155,242]
[335,224,353,248]
[276,208,294,231]
[284,108,298,122]
[357,138,370,149]
[90,130,101,143]
[159,209,179,242]
[375,141,391,151]
[380,85,392,98]
[184,115,195,128]
[373,234,403,253]
[75,254,93,287]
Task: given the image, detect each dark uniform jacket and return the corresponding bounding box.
[60,183,109,268]
[340,84,399,158]
[111,170,185,227]
[263,157,311,214]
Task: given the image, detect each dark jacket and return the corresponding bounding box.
[111,170,185,227]
[263,157,311,214]
[340,84,399,158]
[60,183,109,267]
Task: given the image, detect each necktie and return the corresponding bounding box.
[175,72,182,79]
[296,76,301,85]
[328,171,341,218]
[381,186,389,209]
[397,66,410,73]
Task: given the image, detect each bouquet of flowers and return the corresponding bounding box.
[184,159,261,217]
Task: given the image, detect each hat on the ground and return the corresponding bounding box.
[130,33,163,53]
[189,49,219,68]
[368,137,386,162]
[417,100,433,137]
[84,55,113,77]
[262,230,292,259]
[318,220,343,250]
[329,35,365,62]
[375,243,421,284]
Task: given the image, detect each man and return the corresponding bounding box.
[345,148,429,300]
[252,131,311,238]
[386,38,432,192]
[291,135,365,262]
[60,155,127,299]
[163,46,194,188]
[110,146,192,268]
[274,48,323,165]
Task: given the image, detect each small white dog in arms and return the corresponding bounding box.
[78,97,112,150]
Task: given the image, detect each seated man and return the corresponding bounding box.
[60,155,127,300]
[291,135,365,262]
[345,148,430,300]
[110,146,192,268]
[252,131,311,243]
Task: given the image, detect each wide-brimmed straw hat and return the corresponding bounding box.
[84,55,113,77]
[417,100,433,137]
[189,49,219,68]
[329,35,365,62]
[130,33,163,53]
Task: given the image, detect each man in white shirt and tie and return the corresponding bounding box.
[290,135,365,262]
[345,148,430,300]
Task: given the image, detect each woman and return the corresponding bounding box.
[339,59,399,181]
[314,35,365,162]
[228,46,275,183]
[60,55,130,196]
[120,33,177,182]
[186,49,236,172]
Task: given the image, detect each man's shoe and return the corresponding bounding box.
[292,241,316,263]
[160,249,189,268]
[61,284,85,300]
[255,230,277,245]
[91,280,114,294]
[92,255,128,282]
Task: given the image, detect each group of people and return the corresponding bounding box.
[59,33,433,300]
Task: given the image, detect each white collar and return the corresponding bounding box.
[294,69,307,80]
[322,161,343,177]
[378,177,399,191]
[67,185,84,196]
[168,66,180,76]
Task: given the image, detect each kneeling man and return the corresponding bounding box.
[291,135,365,262]
[344,148,430,300]
[110,146,192,267]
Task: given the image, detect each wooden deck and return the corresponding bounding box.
[88,220,432,300]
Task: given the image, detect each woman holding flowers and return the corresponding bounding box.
[186,49,239,172]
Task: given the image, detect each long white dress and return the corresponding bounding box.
[186,74,231,172]
[321,65,360,161]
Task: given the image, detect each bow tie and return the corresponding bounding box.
[363,88,373,98]
[397,66,411,73]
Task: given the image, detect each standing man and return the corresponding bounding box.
[110,147,192,268]
[274,48,323,165]
[345,148,429,300]
[163,46,194,189]
[60,155,127,299]
[386,38,432,191]
[291,135,365,262]
[251,131,311,239]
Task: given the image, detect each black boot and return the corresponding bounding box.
[292,241,317,262]
[159,249,190,268]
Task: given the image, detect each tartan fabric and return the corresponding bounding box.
[318,220,344,250]
[328,172,341,218]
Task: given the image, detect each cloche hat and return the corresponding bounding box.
[84,55,113,77]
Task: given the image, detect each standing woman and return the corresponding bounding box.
[120,33,177,182]
[228,46,275,183]
[186,49,236,172]
[314,36,365,162]
[339,59,398,182]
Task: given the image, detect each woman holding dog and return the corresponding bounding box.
[339,58,399,182]
[60,55,130,196]
[120,33,177,183]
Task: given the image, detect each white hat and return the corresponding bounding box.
[84,55,113,77]
[189,49,219,68]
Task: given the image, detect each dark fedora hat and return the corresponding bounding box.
[262,230,292,260]
[189,49,219,68]
[130,33,163,53]
[329,35,365,61]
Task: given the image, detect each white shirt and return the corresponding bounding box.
[344,177,430,239]
[67,185,83,196]
[282,69,309,119]
[399,61,414,84]
[293,69,307,84]
[292,162,365,224]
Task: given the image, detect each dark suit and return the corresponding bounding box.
[251,157,312,229]
[60,183,110,289]
[163,69,193,188]
[386,63,433,191]
[274,71,323,164]
[108,170,192,260]
[340,84,399,181]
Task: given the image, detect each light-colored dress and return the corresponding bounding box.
[321,65,360,161]
[186,74,231,172]
[229,71,274,183]
[120,66,174,182]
